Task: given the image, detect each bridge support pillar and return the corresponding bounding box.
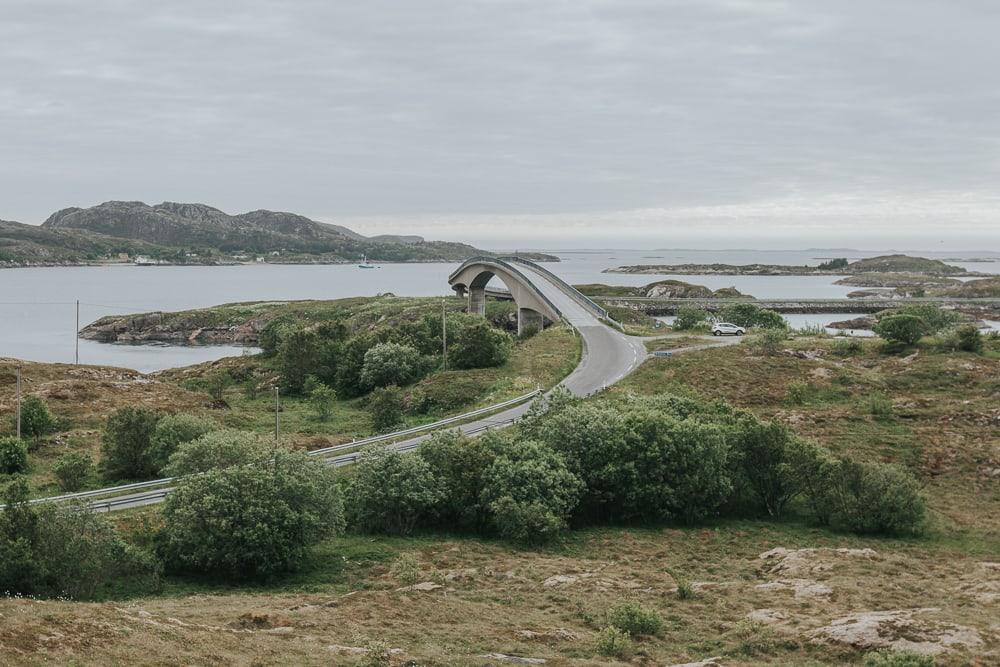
[517,307,544,336]
[469,286,486,317]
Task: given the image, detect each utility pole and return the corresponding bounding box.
[274,386,280,446]
[441,297,448,369]
[15,365,22,440]
[75,300,80,365]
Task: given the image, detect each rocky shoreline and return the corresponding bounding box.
[81,312,264,345]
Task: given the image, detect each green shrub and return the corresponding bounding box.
[727,417,799,517]
[205,373,229,402]
[164,430,273,477]
[862,393,894,420]
[894,304,961,335]
[607,600,663,636]
[360,342,424,390]
[309,383,337,421]
[832,337,864,356]
[258,319,295,356]
[480,440,582,544]
[416,430,496,531]
[160,451,344,579]
[14,396,57,439]
[149,414,217,473]
[666,568,696,599]
[1,477,160,599]
[389,553,420,586]
[874,314,927,346]
[827,461,926,535]
[956,325,984,353]
[748,328,787,356]
[862,648,935,667]
[595,626,632,658]
[346,446,446,535]
[785,382,809,405]
[0,436,28,474]
[449,320,513,369]
[719,303,786,329]
[368,385,405,433]
[733,618,778,656]
[818,257,848,270]
[53,452,94,492]
[100,406,161,481]
[784,438,839,526]
[673,307,709,330]
[277,328,322,394]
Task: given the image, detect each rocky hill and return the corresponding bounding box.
[605,254,977,276]
[36,200,480,262]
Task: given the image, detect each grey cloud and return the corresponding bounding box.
[1,0,998,244]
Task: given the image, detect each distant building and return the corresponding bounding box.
[117,253,130,261]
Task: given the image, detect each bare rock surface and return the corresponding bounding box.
[810,608,983,655]
[759,547,879,578]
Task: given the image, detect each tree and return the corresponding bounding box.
[894,304,960,335]
[416,430,497,531]
[956,325,984,353]
[0,436,28,474]
[346,446,446,535]
[727,417,799,516]
[149,414,216,473]
[335,333,376,397]
[359,342,423,390]
[480,440,582,544]
[874,314,927,346]
[100,407,161,481]
[53,452,94,492]
[160,451,345,578]
[718,303,786,329]
[277,327,321,394]
[164,429,273,476]
[825,461,926,536]
[309,382,337,421]
[14,396,56,440]
[449,321,513,369]
[673,307,709,331]
[368,385,405,432]
[818,258,848,270]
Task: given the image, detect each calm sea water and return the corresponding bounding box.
[1,249,995,371]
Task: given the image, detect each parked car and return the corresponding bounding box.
[712,322,746,336]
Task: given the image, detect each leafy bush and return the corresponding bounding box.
[673,307,709,330]
[727,417,799,517]
[719,303,786,329]
[480,440,582,543]
[159,451,345,578]
[956,325,983,353]
[894,304,961,335]
[258,319,295,356]
[595,626,632,658]
[0,436,28,474]
[53,452,94,492]
[874,314,927,346]
[826,461,926,535]
[14,396,57,439]
[862,649,934,667]
[389,553,420,586]
[368,385,405,432]
[449,320,513,369]
[747,328,787,356]
[164,429,273,476]
[309,382,337,421]
[607,600,663,636]
[832,337,864,356]
[346,446,446,535]
[100,406,161,481]
[149,414,217,473]
[784,438,839,526]
[733,618,778,656]
[1,477,160,599]
[205,373,229,402]
[416,430,495,531]
[277,327,322,394]
[360,342,424,390]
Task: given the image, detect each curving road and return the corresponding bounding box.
[60,260,716,512]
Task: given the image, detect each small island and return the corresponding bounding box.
[604,254,984,277]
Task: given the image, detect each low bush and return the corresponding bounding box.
[595,626,632,659]
[826,461,926,535]
[309,382,337,421]
[607,600,663,636]
[389,553,420,586]
[449,320,513,369]
[164,430,273,477]
[14,396,57,440]
[360,342,424,390]
[719,303,786,329]
[733,618,778,656]
[346,446,445,535]
[862,648,934,667]
[416,430,496,531]
[673,307,709,330]
[0,436,28,474]
[100,406,161,481]
[874,314,926,346]
[747,328,787,356]
[160,451,344,579]
[861,393,894,420]
[956,325,984,353]
[832,337,864,356]
[480,440,582,544]
[53,452,94,492]
[368,385,405,433]
[149,414,217,473]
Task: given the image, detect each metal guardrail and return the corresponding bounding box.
[10,389,543,511]
[503,256,608,318]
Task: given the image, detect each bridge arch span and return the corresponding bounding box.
[448,257,561,335]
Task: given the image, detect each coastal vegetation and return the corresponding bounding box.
[576,279,753,299]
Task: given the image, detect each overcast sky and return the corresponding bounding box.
[3,1,999,248]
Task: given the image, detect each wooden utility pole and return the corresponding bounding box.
[15,365,22,440]
[274,386,280,445]
[75,300,80,365]
[441,297,448,369]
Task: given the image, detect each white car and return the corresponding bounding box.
[712,322,746,336]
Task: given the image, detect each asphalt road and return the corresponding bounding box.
[85,267,712,512]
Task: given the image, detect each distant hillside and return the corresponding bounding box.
[605,254,975,277]
[845,254,966,275]
[38,201,483,262]
[0,219,160,266]
[575,280,753,299]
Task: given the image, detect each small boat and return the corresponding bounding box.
[358,255,376,269]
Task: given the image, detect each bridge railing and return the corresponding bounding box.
[449,255,564,320]
[502,256,625,330]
